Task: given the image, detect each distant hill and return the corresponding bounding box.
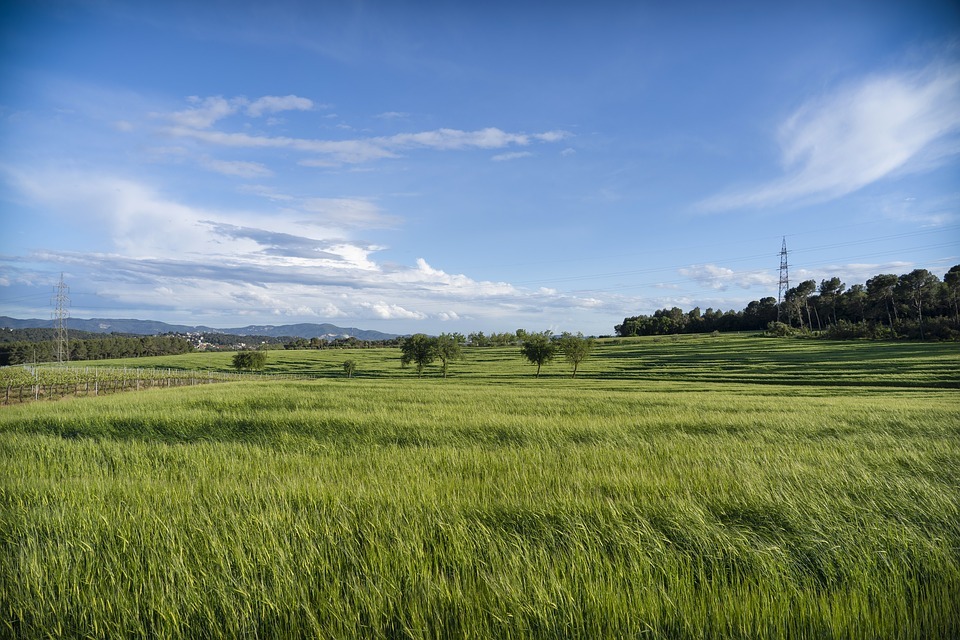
[0,317,399,341]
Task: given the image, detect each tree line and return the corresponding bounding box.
[616,266,960,340]
[0,335,194,366]
[282,336,404,349]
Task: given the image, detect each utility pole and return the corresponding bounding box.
[777,237,789,323]
[53,273,70,364]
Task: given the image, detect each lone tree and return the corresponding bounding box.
[435,333,464,378]
[400,333,438,377]
[558,332,594,378]
[520,332,557,378]
[232,349,267,372]
[342,359,357,378]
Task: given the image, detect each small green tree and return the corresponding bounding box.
[435,333,464,378]
[232,350,267,372]
[520,332,557,378]
[342,359,357,378]
[400,334,437,377]
[558,332,594,378]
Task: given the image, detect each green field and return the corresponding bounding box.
[1,336,959,638]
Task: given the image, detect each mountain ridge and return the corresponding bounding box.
[0,316,399,341]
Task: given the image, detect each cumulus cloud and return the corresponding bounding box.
[679,264,776,290]
[697,60,960,211]
[360,301,427,320]
[3,166,618,330]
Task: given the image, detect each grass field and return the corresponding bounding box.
[37,332,960,387]
[1,335,958,638]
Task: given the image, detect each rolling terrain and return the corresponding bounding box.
[1,335,958,638]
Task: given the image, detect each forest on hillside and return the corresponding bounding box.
[0,335,194,367]
[616,266,959,340]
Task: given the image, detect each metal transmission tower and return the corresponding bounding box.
[777,237,790,322]
[52,273,70,364]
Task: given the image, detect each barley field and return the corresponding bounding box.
[1,335,958,638]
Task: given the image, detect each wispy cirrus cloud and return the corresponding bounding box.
[168,96,242,128]
[159,95,571,164]
[245,95,315,117]
[171,125,570,164]
[492,151,533,162]
[697,60,960,212]
[200,157,273,178]
[165,94,317,129]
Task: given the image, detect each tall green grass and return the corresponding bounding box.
[1,337,958,638]
[64,333,960,388]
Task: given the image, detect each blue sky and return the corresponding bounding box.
[1,0,958,335]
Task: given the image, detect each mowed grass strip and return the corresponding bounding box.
[1,364,959,638]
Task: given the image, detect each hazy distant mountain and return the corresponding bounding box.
[219,323,398,341]
[0,317,398,341]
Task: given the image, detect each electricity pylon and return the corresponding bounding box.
[53,273,70,364]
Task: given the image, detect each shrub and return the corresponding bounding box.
[765,322,795,337]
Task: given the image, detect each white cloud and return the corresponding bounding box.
[360,301,426,320]
[169,127,399,163]
[163,97,572,163]
[679,264,776,291]
[492,151,533,161]
[201,158,273,178]
[169,96,240,129]
[246,95,314,117]
[790,261,914,285]
[4,166,632,331]
[698,60,960,211]
[237,184,296,201]
[386,127,528,150]
[166,95,317,128]
[300,197,395,228]
[376,111,409,119]
[533,131,570,143]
